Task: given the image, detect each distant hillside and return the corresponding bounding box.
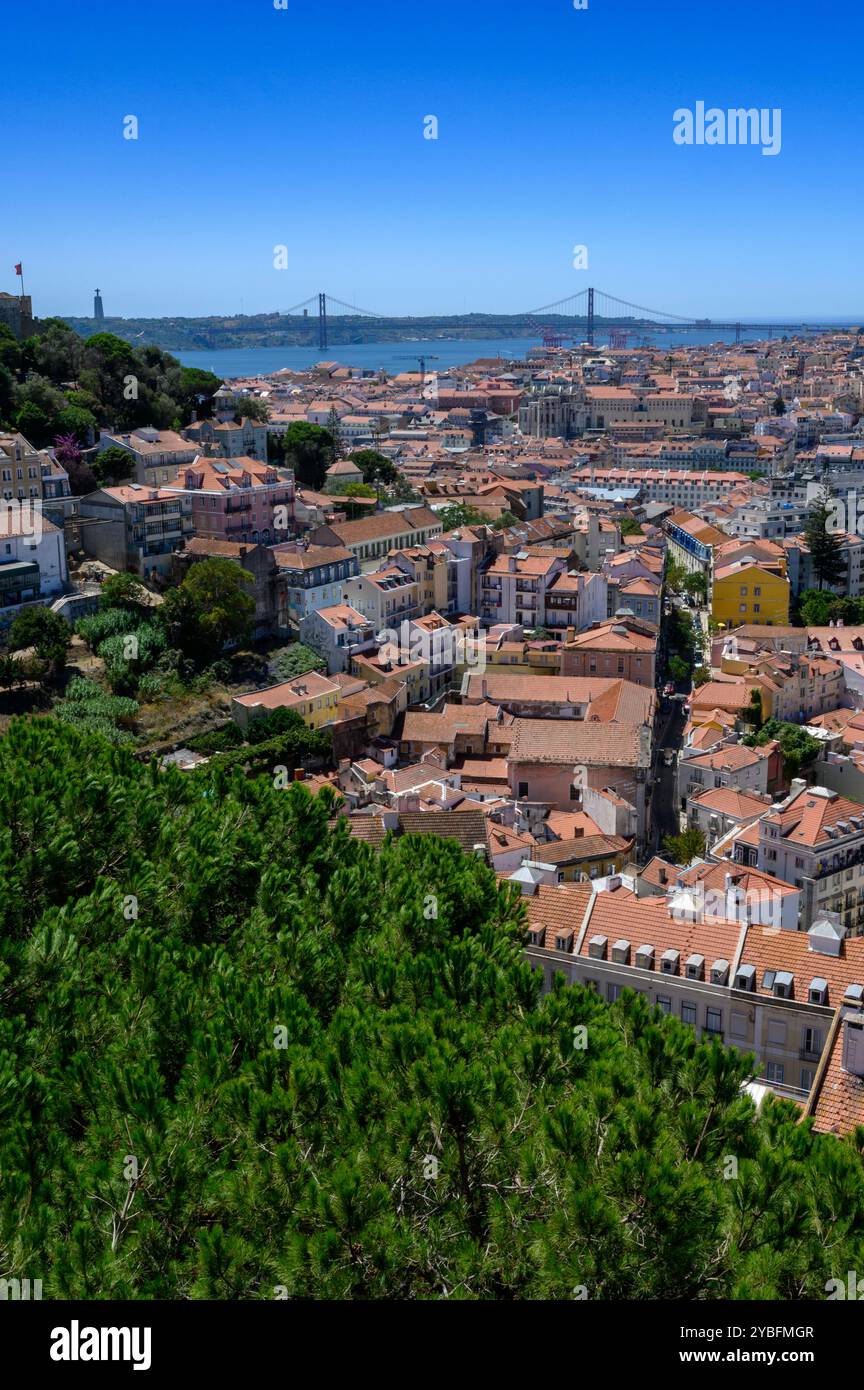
[60,311,611,352]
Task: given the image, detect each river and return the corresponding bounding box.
[174,327,829,380]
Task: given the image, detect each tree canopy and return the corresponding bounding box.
[0,321,222,445]
[744,718,822,781]
[269,422,336,491]
[804,488,847,591]
[160,557,255,666]
[2,718,864,1299]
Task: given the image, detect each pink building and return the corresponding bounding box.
[169,456,294,546]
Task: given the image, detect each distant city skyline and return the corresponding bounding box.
[5,0,863,320]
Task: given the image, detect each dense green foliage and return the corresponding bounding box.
[0,320,221,447]
[160,559,255,667]
[798,588,864,628]
[8,606,71,677]
[268,423,336,491]
[438,503,488,530]
[663,827,707,865]
[53,677,139,745]
[271,643,326,682]
[2,718,864,1299]
[803,488,846,591]
[744,719,822,780]
[349,449,398,489]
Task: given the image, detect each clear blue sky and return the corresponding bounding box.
[5,0,862,320]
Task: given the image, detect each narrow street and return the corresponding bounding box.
[649,697,687,852]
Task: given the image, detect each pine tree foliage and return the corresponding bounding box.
[2,717,864,1299]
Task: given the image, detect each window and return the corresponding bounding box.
[801,1067,815,1091]
[681,1002,696,1025]
[766,1062,785,1084]
[767,1019,786,1044]
[803,1027,822,1056]
[518,782,528,798]
[740,586,748,596]
[754,586,761,597]
[656,995,672,1014]
[706,1008,722,1035]
[730,1012,748,1038]
[606,983,622,1003]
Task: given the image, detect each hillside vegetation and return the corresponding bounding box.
[1,718,863,1298]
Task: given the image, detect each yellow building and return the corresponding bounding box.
[532,835,633,882]
[232,671,341,732]
[711,562,790,629]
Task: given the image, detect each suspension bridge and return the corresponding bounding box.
[281,289,851,351]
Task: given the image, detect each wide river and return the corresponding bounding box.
[174,327,839,380]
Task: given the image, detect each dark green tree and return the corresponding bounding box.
[804,488,847,590]
[280,421,336,491]
[664,826,706,864]
[160,557,255,665]
[8,605,71,676]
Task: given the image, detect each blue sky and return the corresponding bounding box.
[5,0,862,320]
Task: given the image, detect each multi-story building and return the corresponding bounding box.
[784,532,864,599]
[753,783,864,935]
[543,569,608,632]
[272,542,358,632]
[168,457,294,546]
[480,551,569,628]
[712,561,791,628]
[560,618,658,687]
[0,513,67,617]
[677,741,775,807]
[309,506,443,570]
[343,566,420,632]
[507,717,653,849]
[519,876,864,1099]
[299,603,376,674]
[608,576,662,626]
[232,671,341,732]
[570,468,751,507]
[0,432,44,502]
[687,785,774,848]
[182,416,268,461]
[79,484,194,579]
[584,387,695,431]
[96,428,199,486]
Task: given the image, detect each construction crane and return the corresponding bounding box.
[417,355,439,381]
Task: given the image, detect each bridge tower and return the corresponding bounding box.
[586,287,595,346]
[318,292,328,351]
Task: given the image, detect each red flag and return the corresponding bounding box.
[14,263,22,276]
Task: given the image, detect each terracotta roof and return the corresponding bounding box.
[509,717,646,768]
